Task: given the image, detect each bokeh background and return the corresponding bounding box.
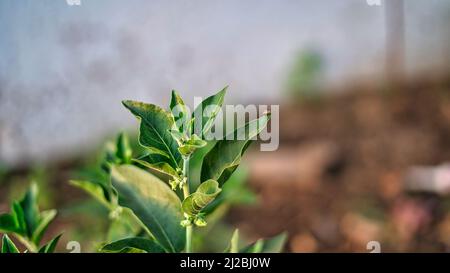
[1,0,450,252]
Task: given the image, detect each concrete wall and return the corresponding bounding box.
[0,0,449,165]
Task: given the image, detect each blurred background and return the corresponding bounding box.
[1,0,450,252]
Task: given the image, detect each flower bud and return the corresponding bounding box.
[194,216,207,227]
[180,219,192,227]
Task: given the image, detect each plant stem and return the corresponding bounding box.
[14,235,38,253]
[182,156,192,253]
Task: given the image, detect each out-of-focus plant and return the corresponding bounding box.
[0,183,61,253]
[70,132,142,245]
[286,49,324,100]
[71,87,286,253]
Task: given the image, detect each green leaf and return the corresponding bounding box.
[170,90,190,135]
[70,180,115,209]
[1,234,19,253]
[201,113,271,185]
[38,234,62,253]
[169,129,186,146]
[230,229,239,253]
[106,209,142,242]
[182,180,221,216]
[101,237,166,253]
[178,134,207,156]
[192,86,227,137]
[241,233,287,253]
[12,202,27,236]
[202,166,255,215]
[19,183,40,238]
[132,159,180,180]
[111,165,184,252]
[31,209,57,245]
[115,132,132,164]
[0,213,19,233]
[122,100,181,168]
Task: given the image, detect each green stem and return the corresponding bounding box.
[14,235,38,253]
[182,156,192,253]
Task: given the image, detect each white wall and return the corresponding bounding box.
[0,0,449,165]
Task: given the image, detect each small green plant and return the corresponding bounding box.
[72,87,286,253]
[0,183,62,253]
[286,49,323,99]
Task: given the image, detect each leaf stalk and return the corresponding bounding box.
[182,156,192,253]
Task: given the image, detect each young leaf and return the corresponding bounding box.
[101,237,166,253]
[38,234,62,253]
[31,209,57,245]
[19,183,40,238]
[182,180,222,216]
[70,180,116,209]
[122,100,181,168]
[0,213,19,233]
[132,159,180,181]
[202,166,255,215]
[170,129,186,146]
[1,234,19,253]
[201,113,271,185]
[192,86,227,137]
[115,132,132,164]
[170,90,190,135]
[12,202,27,236]
[230,229,239,253]
[178,135,207,156]
[240,232,287,253]
[111,165,185,252]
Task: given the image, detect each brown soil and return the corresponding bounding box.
[229,81,450,252]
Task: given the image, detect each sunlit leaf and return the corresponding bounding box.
[201,113,270,185]
[1,234,19,253]
[192,86,227,137]
[122,100,181,168]
[111,165,184,252]
[230,229,239,253]
[182,180,221,216]
[32,209,57,245]
[38,234,62,253]
[170,90,190,135]
[132,159,180,180]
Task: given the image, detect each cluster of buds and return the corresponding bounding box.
[180,213,207,227]
[169,175,187,191]
[170,130,207,157]
[108,206,123,220]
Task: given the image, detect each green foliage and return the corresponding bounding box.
[224,230,287,253]
[182,180,221,217]
[286,49,323,99]
[201,113,271,185]
[0,183,61,253]
[71,87,286,253]
[1,234,19,253]
[122,100,181,168]
[38,233,62,253]
[101,237,165,253]
[240,233,287,253]
[111,165,184,252]
[192,86,227,138]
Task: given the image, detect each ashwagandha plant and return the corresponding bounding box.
[71,87,286,253]
[0,183,62,253]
